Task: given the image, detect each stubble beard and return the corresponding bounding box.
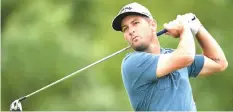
[133,43,148,52]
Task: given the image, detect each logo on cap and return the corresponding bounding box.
[120,7,132,13]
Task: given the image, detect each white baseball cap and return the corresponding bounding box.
[112,2,153,31]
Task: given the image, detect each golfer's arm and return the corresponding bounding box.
[156,27,195,77]
[196,26,228,76]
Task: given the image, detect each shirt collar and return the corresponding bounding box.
[160,47,166,54]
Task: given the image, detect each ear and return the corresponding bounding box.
[123,34,130,44]
[150,19,157,32]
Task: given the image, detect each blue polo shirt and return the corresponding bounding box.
[121,48,204,111]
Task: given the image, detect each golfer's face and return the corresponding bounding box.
[121,15,153,51]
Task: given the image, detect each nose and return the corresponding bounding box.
[129,26,135,37]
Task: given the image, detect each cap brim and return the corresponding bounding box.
[112,12,148,31]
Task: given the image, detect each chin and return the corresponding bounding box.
[133,44,147,51]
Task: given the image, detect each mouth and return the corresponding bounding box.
[132,36,139,41]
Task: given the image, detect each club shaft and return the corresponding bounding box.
[20,29,167,101]
[24,46,131,99]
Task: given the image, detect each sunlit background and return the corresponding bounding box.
[2,0,233,111]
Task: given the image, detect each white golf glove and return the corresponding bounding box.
[176,13,203,36]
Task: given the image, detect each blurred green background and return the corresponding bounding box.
[1,0,233,111]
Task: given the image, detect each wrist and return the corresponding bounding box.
[190,19,203,37]
[195,25,205,38]
[180,25,192,39]
[181,25,191,34]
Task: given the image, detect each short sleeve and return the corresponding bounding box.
[187,55,205,78]
[122,52,160,85]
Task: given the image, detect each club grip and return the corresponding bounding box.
[156,29,167,36]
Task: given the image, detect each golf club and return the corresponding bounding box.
[9,29,166,111]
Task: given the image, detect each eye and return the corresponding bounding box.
[134,21,140,25]
[122,27,128,32]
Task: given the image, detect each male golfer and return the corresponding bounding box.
[112,2,228,111]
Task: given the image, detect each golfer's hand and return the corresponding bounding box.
[179,13,203,36]
[163,16,189,38]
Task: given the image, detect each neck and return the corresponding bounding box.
[144,37,161,54]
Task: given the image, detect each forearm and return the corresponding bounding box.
[156,27,196,77]
[175,27,195,57]
[196,26,228,68]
